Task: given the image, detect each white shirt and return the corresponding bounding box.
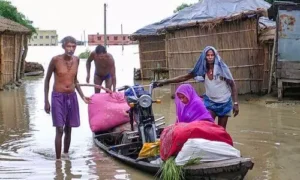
[204,74,231,103]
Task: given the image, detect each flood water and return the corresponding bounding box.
[0,45,300,180]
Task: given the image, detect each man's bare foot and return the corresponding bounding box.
[61,153,70,160]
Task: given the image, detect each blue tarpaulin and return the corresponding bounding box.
[132,0,273,37]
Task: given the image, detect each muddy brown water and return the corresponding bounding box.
[1,46,300,180]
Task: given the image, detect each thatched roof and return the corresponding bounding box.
[0,16,31,34]
[130,0,272,39]
[130,15,176,40]
[158,0,271,32]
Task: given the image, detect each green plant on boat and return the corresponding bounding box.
[156,157,201,180]
[79,49,91,59]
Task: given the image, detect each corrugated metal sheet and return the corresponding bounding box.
[278,9,300,61]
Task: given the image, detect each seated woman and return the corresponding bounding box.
[175,84,214,123]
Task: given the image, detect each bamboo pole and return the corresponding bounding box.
[268,33,276,94]
[104,3,107,48]
[17,35,24,81]
[0,35,3,89]
[167,64,264,70]
[140,59,166,63]
[139,40,165,45]
[20,35,28,78]
[164,37,168,69]
[142,67,167,70]
[141,50,165,54]
[168,29,257,41]
[13,35,17,82]
[168,47,262,54]
[138,41,144,80]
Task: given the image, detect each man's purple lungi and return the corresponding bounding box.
[51,91,80,127]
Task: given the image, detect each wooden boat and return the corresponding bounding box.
[24,71,44,76]
[93,129,254,180]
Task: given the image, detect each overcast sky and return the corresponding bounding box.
[10,0,198,40]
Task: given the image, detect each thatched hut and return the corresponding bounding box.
[0,16,31,90]
[158,0,274,96]
[130,16,175,79]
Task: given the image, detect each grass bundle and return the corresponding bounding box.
[156,157,201,180]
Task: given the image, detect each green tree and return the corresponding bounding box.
[79,49,91,59]
[0,0,36,33]
[173,3,193,13]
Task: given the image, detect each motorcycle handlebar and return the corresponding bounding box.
[117,85,130,92]
[117,81,165,93]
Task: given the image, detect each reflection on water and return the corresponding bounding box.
[0,45,300,179]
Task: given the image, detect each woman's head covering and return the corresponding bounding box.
[190,46,233,82]
[175,84,214,123]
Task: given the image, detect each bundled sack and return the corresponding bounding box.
[138,140,160,159]
[88,92,130,132]
[175,138,241,166]
[160,121,233,161]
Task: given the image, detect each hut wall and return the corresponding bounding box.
[0,34,25,89]
[138,35,166,79]
[166,18,269,96]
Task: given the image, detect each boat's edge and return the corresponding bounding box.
[92,132,254,179]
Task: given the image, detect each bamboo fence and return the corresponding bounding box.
[0,17,31,90]
[137,35,167,79]
[0,34,27,89]
[166,18,270,96]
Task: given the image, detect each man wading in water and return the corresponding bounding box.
[155,46,239,129]
[44,36,91,160]
[86,45,116,93]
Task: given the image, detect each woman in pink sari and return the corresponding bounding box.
[175,84,214,123]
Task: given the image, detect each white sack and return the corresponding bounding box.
[175,138,241,166]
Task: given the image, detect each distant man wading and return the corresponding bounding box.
[86,45,116,93]
[44,36,91,160]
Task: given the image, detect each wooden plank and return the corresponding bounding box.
[108,142,141,151]
[278,79,283,101]
[94,131,126,139]
[280,79,300,83]
[277,61,300,70]
[277,69,300,79]
[186,158,253,170]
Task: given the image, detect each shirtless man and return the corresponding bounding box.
[86,45,116,93]
[44,36,91,160]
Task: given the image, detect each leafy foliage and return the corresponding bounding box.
[173,3,193,13]
[0,0,36,33]
[79,49,91,59]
